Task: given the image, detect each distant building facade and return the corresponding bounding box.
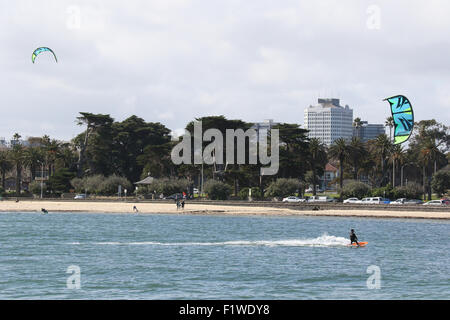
[353,121,385,142]
[251,119,279,142]
[0,137,7,149]
[304,98,353,146]
[0,137,43,149]
[251,119,279,132]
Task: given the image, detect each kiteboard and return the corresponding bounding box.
[347,242,368,247]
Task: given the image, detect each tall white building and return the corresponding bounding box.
[304,98,353,146]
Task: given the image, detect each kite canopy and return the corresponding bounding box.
[385,95,414,145]
[32,47,58,63]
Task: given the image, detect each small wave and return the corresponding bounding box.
[69,234,349,247]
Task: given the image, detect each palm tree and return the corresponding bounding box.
[372,134,392,187]
[42,136,61,177]
[389,144,405,188]
[10,134,25,194]
[0,150,13,189]
[353,117,363,139]
[328,138,349,199]
[348,137,366,180]
[307,138,328,195]
[24,146,44,181]
[57,142,78,171]
[385,117,394,141]
[419,139,439,200]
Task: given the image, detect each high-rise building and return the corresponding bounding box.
[353,121,385,142]
[304,98,353,146]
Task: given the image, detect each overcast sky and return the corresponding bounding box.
[1,0,449,141]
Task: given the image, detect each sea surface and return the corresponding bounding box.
[0,212,449,299]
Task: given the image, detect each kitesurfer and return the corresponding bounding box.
[350,229,359,246]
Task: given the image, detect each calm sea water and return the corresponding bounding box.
[0,212,449,299]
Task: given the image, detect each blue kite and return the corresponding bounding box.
[32,47,58,64]
[384,95,414,144]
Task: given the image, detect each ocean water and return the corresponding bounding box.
[0,212,449,299]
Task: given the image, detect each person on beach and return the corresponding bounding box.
[350,229,359,246]
[133,206,139,213]
[176,200,181,210]
[181,200,185,209]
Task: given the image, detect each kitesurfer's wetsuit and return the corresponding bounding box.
[350,230,359,245]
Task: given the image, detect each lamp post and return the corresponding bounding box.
[201,162,204,197]
[401,162,416,187]
[37,161,44,199]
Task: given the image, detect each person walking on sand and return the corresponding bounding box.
[181,199,185,210]
[349,229,359,246]
[133,205,139,213]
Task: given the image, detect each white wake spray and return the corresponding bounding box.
[70,233,350,247]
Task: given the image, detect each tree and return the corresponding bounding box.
[47,168,76,195]
[274,123,310,180]
[0,150,13,190]
[328,138,349,199]
[238,187,263,200]
[431,170,450,197]
[143,178,192,197]
[204,180,232,200]
[393,182,424,199]
[306,138,327,195]
[412,120,449,152]
[99,175,132,196]
[385,116,394,141]
[347,137,366,180]
[389,144,405,188]
[353,117,363,138]
[10,134,25,194]
[75,113,114,177]
[341,181,371,199]
[419,139,440,200]
[265,178,299,199]
[42,136,62,177]
[24,146,44,181]
[74,114,173,187]
[111,116,172,183]
[369,134,392,187]
[29,180,47,196]
[185,116,253,187]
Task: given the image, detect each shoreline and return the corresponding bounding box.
[0,200,449,220]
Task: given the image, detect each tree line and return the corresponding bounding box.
[0,113,448,200]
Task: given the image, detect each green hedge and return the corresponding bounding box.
[204,180,232,200]
[70,174,133,195]
[265,178,299,198]
[238,187,263,200]
[341,181,371,199]
[141,178,192,196]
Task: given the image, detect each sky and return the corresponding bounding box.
[1,0,450,141]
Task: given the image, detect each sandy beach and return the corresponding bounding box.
[0,200,449,219]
